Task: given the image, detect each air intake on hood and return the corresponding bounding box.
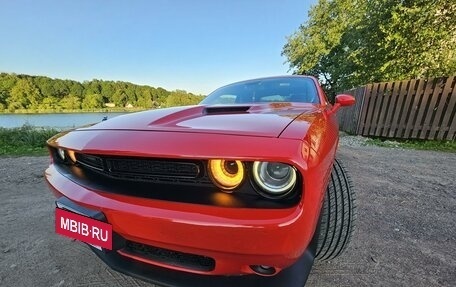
[203,106,250,115]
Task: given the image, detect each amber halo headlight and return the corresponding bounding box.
[208,159,245,191]
[252,161,297,198]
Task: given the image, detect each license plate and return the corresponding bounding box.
[55,208,113,250]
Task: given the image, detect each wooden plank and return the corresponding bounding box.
[389,79,410,138]
[430,76,455,139]
[355,86,367,135]
[339,87,364,134]
[358,84,374,135]
[349,88,361,134]
[393,79,417,138]
[403,79,426,138]
[437,76,456,140]
[365,83,380,136]
[382,80,401,137]
[375,81,393,137]
[370,82,387,136]
[401,79,423,138]
[408,79,434,139]
[419,78,445,139]
[337,88,357,133]
[353,87,365,134]
[446,115,456,141]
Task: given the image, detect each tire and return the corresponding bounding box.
[315,158,356,261]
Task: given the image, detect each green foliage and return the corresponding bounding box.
[0,125,59,156]
[59,95,81,110]
[165,90,205,107]
[283,0,456,98]
[81,94,103,110]
[0,72,206,112]
[365,138,456,153]
[8,78,43,111]
[38,96,60,110]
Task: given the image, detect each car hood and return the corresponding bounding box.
[79,103,321,138]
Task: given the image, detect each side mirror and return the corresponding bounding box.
[330,94,355,114]
[335,94,356,106]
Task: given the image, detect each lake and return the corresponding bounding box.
[0,112,128,129]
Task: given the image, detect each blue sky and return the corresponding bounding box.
[0,0,315,94]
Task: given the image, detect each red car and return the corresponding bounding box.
[45,76,356,287]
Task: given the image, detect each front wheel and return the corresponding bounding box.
[315,158,356,261]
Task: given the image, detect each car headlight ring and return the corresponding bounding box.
[252,161,297,198]
[208,159,245,191]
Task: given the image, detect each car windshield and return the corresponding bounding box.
[200,77,319,105]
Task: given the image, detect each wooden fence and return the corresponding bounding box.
[337,76,456,141]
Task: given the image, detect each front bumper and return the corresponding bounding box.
[91,243,316,287]
[56,196,317,287]
[47,161,320,286]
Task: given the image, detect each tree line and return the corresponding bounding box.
[282,0,456,98]
[0,72,205,112]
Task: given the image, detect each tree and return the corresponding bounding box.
[53,80,69,98]
[7,78,42,111]
[282,0,360,96]
[81,94,103,109]
[124,83,137,105]
[111,89,127,107]
[34,76,56,98]
[100,81,115,102]
[377,0,456,79]
[0,73,18,109]
[38,96,60,110]
[165,90,204,107]
[60,95,81,110]
[84,80,101,95]
[136,88,153,108]
[0,72,207,112]
[69,81,84,98]
[283,0,456,97]
[154,87,171,107]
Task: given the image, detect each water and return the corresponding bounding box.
[0,112,128,129]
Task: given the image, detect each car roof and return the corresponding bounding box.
[219,75,315,87]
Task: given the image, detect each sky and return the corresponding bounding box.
[0,0,315,95]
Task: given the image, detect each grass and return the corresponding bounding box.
[365,138,456,152]
[0,125,59,156]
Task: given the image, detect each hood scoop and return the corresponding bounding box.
[203,106,251,115]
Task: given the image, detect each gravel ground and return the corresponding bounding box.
[0,139,455,287]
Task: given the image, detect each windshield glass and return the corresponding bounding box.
[201,77,319,105]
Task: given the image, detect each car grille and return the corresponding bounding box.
[75,153,209,185]
[52,149,301,208]
[122,241,216,272]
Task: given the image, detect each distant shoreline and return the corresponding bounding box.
[0,112,129,129]
[0,108,148,114]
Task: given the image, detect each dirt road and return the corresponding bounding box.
[1,143,455,286]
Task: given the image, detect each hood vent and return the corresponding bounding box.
[203,106,251,115]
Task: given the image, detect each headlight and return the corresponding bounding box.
[55,148,77,163]
[252,161,297,197]
[57,148,66,160]
[67,150,77,162]
[208,159,244,191]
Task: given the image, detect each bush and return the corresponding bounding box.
[0,125,59,156]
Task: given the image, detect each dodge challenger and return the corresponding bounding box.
[45,75,356,287]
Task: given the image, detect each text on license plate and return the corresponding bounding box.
[55,208,112,250]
